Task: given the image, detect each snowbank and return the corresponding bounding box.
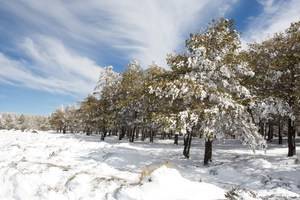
[0,130,299,199]
[118,166,225,200]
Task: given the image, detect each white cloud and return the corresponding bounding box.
[0,36,103,96]
[0,0,238,96]
[2,0,237,67]
[243,0,300,44]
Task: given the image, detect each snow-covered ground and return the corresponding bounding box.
[0,130,299,200]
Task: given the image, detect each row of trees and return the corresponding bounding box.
[0,113,50,131]
[246,22,300,156]
[49,19,299,165]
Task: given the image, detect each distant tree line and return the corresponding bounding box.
[45,18,299,164]
[0,113,50,131]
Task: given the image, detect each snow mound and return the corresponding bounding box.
[118,166,225,200]
[250,158,272,169]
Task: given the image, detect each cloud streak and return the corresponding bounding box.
[243,0,300,44]
[1,0,238,65]
[0,0,237,96]
[0,36,102,96]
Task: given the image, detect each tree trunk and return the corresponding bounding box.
[119,127,124,140]
[135,128,139,139]
[101,128,106,141]
[161,132,165,139]
[174,134,178,145]
[204,140,212,165]
[150,129,154,143]
[86,128,91,136]
[264,123,267,139]
[278,118,282,145]
[259,121,264,136]
[288,118,296,156]
[141,128,145,141]
[183,131,192,158]
[267,121,273,142]
[130,127,136,142]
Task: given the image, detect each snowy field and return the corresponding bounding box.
[0,130,299,200]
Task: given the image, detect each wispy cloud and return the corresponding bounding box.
[243,0,300,44]
[91,0,238,66]
[0,36,102,96]
[0,0,237,96]
[1,0,238,66]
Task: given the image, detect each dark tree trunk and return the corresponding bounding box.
[130,127,136,142]
[267,121,273,142]
[119,127,125,140]
[101,128,106,141]
[288,118,296,156]
[278,118,283,145]
[141,128,145,141]
[204,140,212,165]
[161,132,165,139]
[129,128,132,142]
[135,128,139,139]
[86,128,91,136]
[150,129,154,143]
[264,123,268,139]
[174,134,178,145]
[183,134,187,157]
[259,121,264,136]
[183,131,192,159]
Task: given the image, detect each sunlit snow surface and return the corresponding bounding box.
[0,130,299,200]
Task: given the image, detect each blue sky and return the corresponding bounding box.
[0,0,300,115]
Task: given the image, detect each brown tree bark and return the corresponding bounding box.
[288,118,296,156]
[278,118,283,145]
[267,121,273,142]
[119,127,125,140]
[204,140,212,165]
[149,129,154,143]
[174,134,178,145]
[183,131,192,159]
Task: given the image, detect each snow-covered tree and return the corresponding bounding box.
[115,60,145,142]
[17,114,27,131]
[93,66,120,98]
[78,95,99,135]
[247,21,300,156]
[49,108,66,133]
[150,18,265,164]
[0,113,50,131]
[0,115,3,129]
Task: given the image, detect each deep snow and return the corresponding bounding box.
[0,130,299,200]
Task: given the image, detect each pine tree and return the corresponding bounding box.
[17,114,27,131]
[49,108,66,133]
[79,95,99,135]
[150,18,265,164]
[115,60,144,142]
[246,21,300,156]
